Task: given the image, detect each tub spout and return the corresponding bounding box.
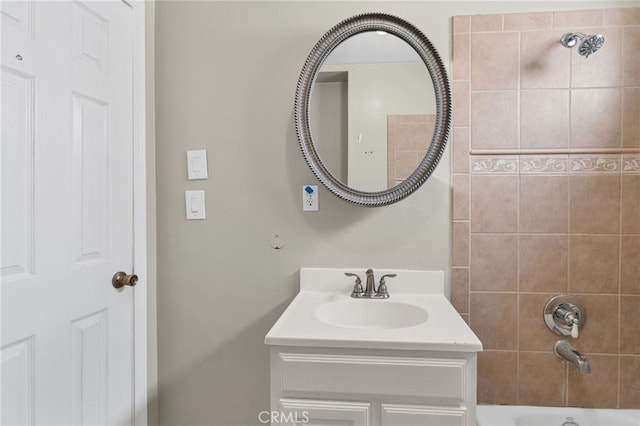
[554,340,591,374]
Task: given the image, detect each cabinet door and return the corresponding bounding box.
[381,404,466,426]
[278,399,370,426]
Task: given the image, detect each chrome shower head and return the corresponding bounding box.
[560,32,605,58]
[579,34,605,58]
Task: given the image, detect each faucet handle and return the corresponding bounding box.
[345,273,363,296]
[377,274,397,296]
[558,306,580,338]
[571,322,579,338]
[544,295,586,339]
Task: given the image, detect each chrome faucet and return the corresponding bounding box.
[345,269,396,299]
[554,340,591,374]
[365,269,376,296]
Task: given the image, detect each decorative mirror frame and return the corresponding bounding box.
[295,13,452,206]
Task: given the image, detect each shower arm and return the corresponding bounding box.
[560,32,586,48]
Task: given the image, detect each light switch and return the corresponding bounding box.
[185,190,206,220]
[187,150,208,180]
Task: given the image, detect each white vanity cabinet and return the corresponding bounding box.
[265,268,482,426]
[269,346,477,426]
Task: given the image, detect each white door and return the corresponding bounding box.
[1,1,137,424]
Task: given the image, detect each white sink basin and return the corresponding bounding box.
[315,300,428,329]
[265,267,483,352]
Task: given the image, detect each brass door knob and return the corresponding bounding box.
[112,271,138,289]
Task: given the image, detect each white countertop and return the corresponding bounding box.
[265,268,483,352]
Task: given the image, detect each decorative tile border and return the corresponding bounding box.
[469,154,639,174]
[520,156,568,174]
[471,157,518,174]
[569,156,620,173]
[622,156,640,173]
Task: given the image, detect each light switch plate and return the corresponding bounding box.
[185,190,206,220]
[187,150,208,180]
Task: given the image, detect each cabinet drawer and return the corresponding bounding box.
[279,399,371,426]
[277,352,467,401]
[381,403,466,426]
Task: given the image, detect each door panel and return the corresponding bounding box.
[70,92,109,265]
[1,1,136,425]
[1,66,34,280]
[0,337,35,425]
[71,311,108,425]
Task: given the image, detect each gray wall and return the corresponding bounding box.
[153,1,637,424]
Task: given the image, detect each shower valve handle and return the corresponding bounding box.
[571,322,579,338]
[557,306,580,338]
[543,295,587,339]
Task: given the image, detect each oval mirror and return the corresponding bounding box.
[295,13,451,206]
[312,32,437,193]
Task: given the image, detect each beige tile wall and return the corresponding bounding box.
[387,114,435,188]
[451,8,640,408]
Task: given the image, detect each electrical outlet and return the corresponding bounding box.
[302,185,318,211]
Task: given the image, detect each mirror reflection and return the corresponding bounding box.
[310,32,437,192]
